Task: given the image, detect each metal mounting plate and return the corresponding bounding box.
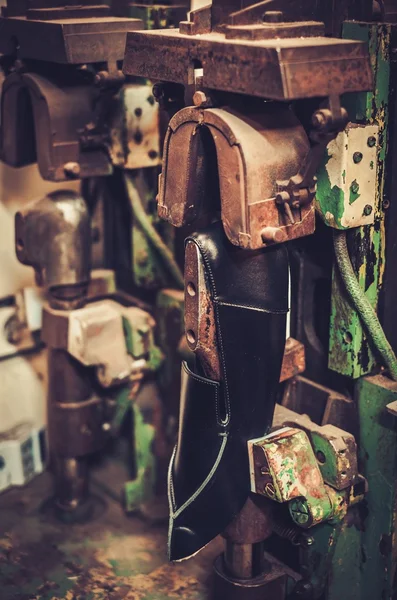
[0,16,143,63]
[316,123,379,229]
[123,30,372,100]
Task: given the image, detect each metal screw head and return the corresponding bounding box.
[64,162,81,178]
[300,534,315,547]
[383,199,390,210]
[193,91,207,107]
[289,499,310,525]
[367,136,377,147]
[152,83,164,101]
[311,109,332,131]
[363,204,373,216]
[264,482,276,498]
[353,152,363,163]
[350,180,360,194]
[261,227,287,244]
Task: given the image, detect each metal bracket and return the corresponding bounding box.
[316,123,379,229]
[42,299,160,388]
[276,95,349,224]
[248,420,364,529]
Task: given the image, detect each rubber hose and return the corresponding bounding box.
[333,229,397,381]
[124,172,184,289]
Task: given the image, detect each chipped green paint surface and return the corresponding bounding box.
[156,289,185,417]
[328,23,390,378]
[316,124,377,229]
[131,172,176,291]
[257,429,336,527]
[300,374,397,599]
[125,403,156,512]
[354,374,397,600]
[111,313,163,510]
[316,374,397,600]
[300,522,343,598]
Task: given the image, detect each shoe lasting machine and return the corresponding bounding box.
[1,0,397,599]
[122,0,397,598]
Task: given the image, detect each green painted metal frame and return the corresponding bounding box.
[327,375,397,600]
[327,22,391,379]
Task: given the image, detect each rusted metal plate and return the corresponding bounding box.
[273,404,358,490]
[184,240,220,380]
[1,72,111,180]
[279,338,306,382]
[124,30,372,100]
[248,427,336,527]
[159,105,313,248]
[0,16,143,63]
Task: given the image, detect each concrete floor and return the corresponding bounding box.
[0,468,222,600]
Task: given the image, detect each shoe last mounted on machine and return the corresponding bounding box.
[122,0,373,563]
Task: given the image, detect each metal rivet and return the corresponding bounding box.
[350,181,360,194]
[152,84,164,100]
[353,152,363,163]
[383,199,390,210]
[367,136,377,147]
[344,331,353,344]
[363,204,373,216]
[63,162,81,178]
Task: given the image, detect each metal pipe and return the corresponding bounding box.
[224,540,267,580]
[48,346,93,514]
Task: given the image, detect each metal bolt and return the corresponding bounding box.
[289,499,310,525]
[367,136,377,147]
[350,180,359,194]
[262,10,284,22]
[383,199,391,210]
[63,162,81,178]
[94,70,109,85]
[353,152,363,163]
[152,83,164,101]
[300,534,315,547]
[261,226,287,244]
[193,91,207,107]
[311,109,331,130]
[363,204,373,216]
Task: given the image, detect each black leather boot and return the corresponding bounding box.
[168,222,289,561]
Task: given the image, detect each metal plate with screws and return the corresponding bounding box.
[316,123,379,229]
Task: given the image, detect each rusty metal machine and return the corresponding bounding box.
[1,0,397,599]
[0,0,188,521]
[124,0,397,598]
